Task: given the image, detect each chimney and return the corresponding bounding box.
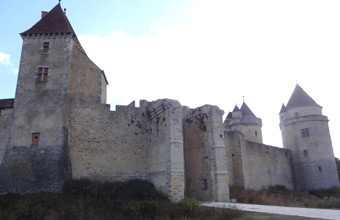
[41,11,48,19]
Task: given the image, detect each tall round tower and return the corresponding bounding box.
[224,102,263,143]
[280,84,339,190]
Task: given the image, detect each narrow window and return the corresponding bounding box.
[201,179,208,190]
[43,42,50,53]
[255,130,258,136]
[43,67,48,81]
[37,67,49,82]
[303,150,308,156]
[32,133,40,146]
[318,166,322,172]
[301,128,309,137]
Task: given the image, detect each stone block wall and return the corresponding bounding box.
[0,143,70,194]
[67,99,185,202]
[0,108,13,164]
[146,99,184,202]
[225,131,294,190]
[224,131,246,187]
[183,105,229,202]
[243,141,294,190]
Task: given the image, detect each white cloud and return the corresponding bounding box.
[78,0,340,157]
[0,52,11,66]
[150,23,159,31]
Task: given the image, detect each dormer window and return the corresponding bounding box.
[42,42,50,54]
[37,67,49,82]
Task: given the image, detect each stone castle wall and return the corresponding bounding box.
[225,131,294,190]
[0,108,13,164]
[67,99,185,202]
[183,105,229,202]
[243,141,294,190]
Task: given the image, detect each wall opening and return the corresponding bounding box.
[38,67,49,82]
[301,128,309,137]
[201,179,208,190]
[42,42,50,53]
[32,133,40,146]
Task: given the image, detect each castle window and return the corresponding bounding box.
[301,128,309,137]
[303,150,308,156]
[201,179,208,190]
[42,42,50,53]
[255,130,258,136]
[38,67,49,82]
[318,166,322,172]
[32,133,40,146]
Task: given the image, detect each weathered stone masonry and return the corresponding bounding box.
[0,3,339,202]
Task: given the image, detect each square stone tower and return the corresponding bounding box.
[0,3,107,194]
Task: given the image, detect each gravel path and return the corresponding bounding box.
[202,202,340,220]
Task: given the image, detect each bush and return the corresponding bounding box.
[309,186,340,199]
[62,178,168,201]
[230,185,340,208]
[1,179,241,220]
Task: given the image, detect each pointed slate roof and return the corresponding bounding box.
[286,84,321,110]
[232,105,240,112]
[21,3,75,35]
[280,104,287,113]
[240,102,256,117]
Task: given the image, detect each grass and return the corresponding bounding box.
[230,185,340,209]
[233,211,323,220]
[0,179,241,220]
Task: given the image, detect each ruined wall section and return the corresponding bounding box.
[145,99,185,202]
[0,108,13,164]
[183,105,229,202]
[243,142,294,190]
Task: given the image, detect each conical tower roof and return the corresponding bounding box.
[232,105,240,112]
[286,84,321,110]
[280,104,287,113]
[21,4,75,35]
[240,102,256,117]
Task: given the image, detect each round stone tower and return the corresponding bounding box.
[280,84,340,190]
[224,102,263,143]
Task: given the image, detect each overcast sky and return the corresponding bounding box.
[1,0,340,158]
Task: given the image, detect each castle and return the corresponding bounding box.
[0,3,339,202]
